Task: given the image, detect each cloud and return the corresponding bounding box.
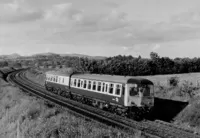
[107,10,200,47]
[122,46,129,50]
[152,44,161,51]
[44,3,71,20]
[104,1,119,8]
[0,0,44,23]
[2,0,200,57]
[70,9,129,33]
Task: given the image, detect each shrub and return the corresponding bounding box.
[168,76,179,87]
[181,81,200,98]
[26,107,41,120]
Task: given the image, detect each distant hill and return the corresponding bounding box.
[0,53,21,59]
[32,52,60,57]
[32,53,106,60]
[0,52,106,60]
[60,53,106,60]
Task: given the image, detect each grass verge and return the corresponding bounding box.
[0,78,145,138]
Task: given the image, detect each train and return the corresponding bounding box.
[44,71,154,119]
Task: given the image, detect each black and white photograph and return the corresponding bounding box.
[0,0,200,137]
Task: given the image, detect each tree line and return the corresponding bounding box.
[32,52,200,76]
[1,52,200,76]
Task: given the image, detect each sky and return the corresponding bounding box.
[1,0,200,58]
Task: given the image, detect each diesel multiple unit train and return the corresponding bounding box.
[45,71,154,118]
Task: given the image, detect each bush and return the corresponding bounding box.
[181,81,200,98]
[26,107,41,120]
[168,76,179,87]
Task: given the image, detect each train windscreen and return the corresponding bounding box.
[129,84,153,97]
[138,84,153,96]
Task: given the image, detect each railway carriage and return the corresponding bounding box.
[45,71,154,119]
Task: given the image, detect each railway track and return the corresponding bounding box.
[7,70,200,138]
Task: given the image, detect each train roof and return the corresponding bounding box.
[46,71,153,85]
[46,71,72,76]
[71,73,153,84]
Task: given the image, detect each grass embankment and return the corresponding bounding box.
[144,73,200,101]
[174,96,200,134]
[26,68,200,134]
[0,78,143,138]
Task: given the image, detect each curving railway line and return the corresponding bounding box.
[6,69,200,138]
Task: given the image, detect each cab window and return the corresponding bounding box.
[129,84,138,96]
[139,85,152,96]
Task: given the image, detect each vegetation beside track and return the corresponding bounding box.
[0,78,141,138]
[26,68,200,135]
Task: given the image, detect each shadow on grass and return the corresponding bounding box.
[147,97,188,122]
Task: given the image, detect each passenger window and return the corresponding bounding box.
[56,76,58,82]
[74,79,77,86]
[102,83,105,92]
[97,82,101,91]
[78,79,81,87]
[83,80,87,88]
[115,84,121,95]
[88,81,91,89]
[93,82,96,90]
[63,78,64,83]
[109,84,114,94]
[105,84,108,92]
[80,80,84,87]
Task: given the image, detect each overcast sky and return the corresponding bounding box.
[1,0,200,58]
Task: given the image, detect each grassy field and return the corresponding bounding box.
[141,72,200,87]
[0,78,147,138]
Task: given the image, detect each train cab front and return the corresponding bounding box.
[124,79,154,120]
[125,79,154,108]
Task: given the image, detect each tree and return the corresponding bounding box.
[0,60,8,67]
[150,52,159,60]
[12,63,22,68]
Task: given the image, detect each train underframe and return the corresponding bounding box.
[46,85,151,120]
